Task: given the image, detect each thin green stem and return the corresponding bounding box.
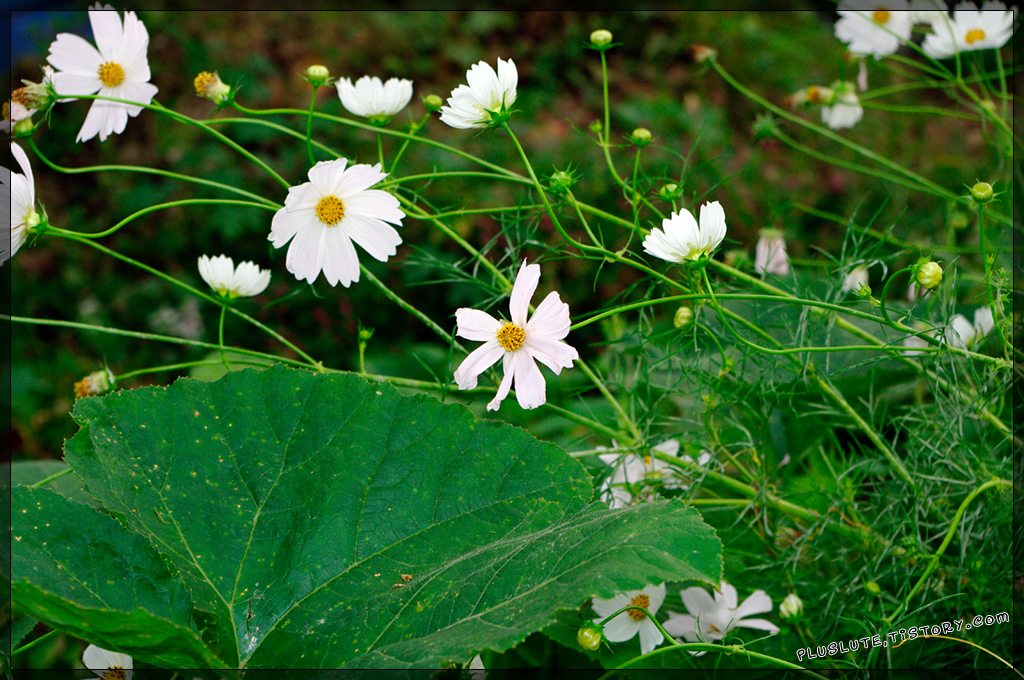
[306,85,319,166]
[11,629,60,656]
[27,138,278,207]
[878,267,913,326]
[883,478,1011,624]
[55,199,277,239]
[218,305,230,371]
[358,264,465,352]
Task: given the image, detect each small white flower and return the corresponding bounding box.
[337,75,413,124]
[3,142,39,266]
[945,307,995,350]
[268,158,404,288]
[821,83,864,130]
[922,1,1017,59]
[453,260,578,411]
[591,584,666,656]
[841,264,870,293]
[754,229,790,276]
[198,254,271,299]
[835,1,914,58]
[643,201,727,264]
[46,4,159,143]
[439,58,518,129]
[664,581,779,654]
[83,644,132,680]
[599,440,710,508]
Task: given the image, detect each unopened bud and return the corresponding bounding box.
[423,94,443,112]
[630,127,652,146]
[549,169,576,192]
[305,64,331,86]
[915,262,942,290]
[577,624,603,651]
[674,306,694,329]
[590,29,613,48]
[970,182,993,203]
[780,593,803,619]
[689,44,717,63]
[865,581,881,596]
[194,71,231,105]
[659,183,680,201]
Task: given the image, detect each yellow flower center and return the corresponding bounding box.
[98,62,125,87]
[315,195,346,226]
[496,322,526,352]
[806,86,821,103]
[965,28,986,45]
[872,9,890,24]
[628,593,650,620]
[194,71,216,95]
[102,669,126,680]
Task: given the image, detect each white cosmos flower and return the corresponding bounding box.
[754,228,790,276]
[922,1,1018,59]
[821,82,864,130]
[268,158,404,288]
[337,76,413,124]
[198,254,271,299]
[453,260,578,411]
[834,1,914,58]
[945,307,995,351]
[841,264,870,293]
[643,201,727,264]
[599,439,711,508]
[439,58,518,129]
[909,0,951,26]
[83,644,133,680]
[592,584,666,656]
[3,142,40,266]
[664,581,779,654]
[46,4,158,143]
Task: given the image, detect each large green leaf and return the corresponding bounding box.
[14,365,720,669]
[8,486,229,670]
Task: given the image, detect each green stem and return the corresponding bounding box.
[877,267,913,326]
[53,199,277,239]
[358,264,464,352]
[27,138,278,207]
[11,629,60,656]
[218,305,230,371]
[306,85,319,166]
[883,478,1011,624]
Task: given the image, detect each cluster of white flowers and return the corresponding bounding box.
[598,439,712,509]
[591,581,780,656]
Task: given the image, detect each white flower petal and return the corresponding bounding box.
[525,291,571,339]
[454,340,504,390]
[47,33,102,77]
[509,261,539,327]
[638,618,665,655]
[511,350,546,410]
[321,228,361,288]
[455,308,502,342]
[286,222,328,285]
[486,352,517,411]
[522,335,577,375]
[735,617,780,634]
[681,586,716,617]
[82,644,133,680]
[600,612,640,643]
[733,589,773,619]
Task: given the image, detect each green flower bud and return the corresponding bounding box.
[970,182,993,203]
[659,183,680,201]
[915,262,943,290]
[423,94,443,112]
[577,624,603,651]
[630,127,652,146]
[779,593,803,619]
[865,581,881,596]
[689,44,717,63]
[548,169,576,192]
[674,306,694,329]
[304,64,331,86]
[590,29,613,48]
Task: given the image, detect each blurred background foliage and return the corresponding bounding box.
[4,6,1019,675]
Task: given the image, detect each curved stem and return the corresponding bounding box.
[306,85,319,166]
[218,305,230,371]
[883,477,1012,624]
